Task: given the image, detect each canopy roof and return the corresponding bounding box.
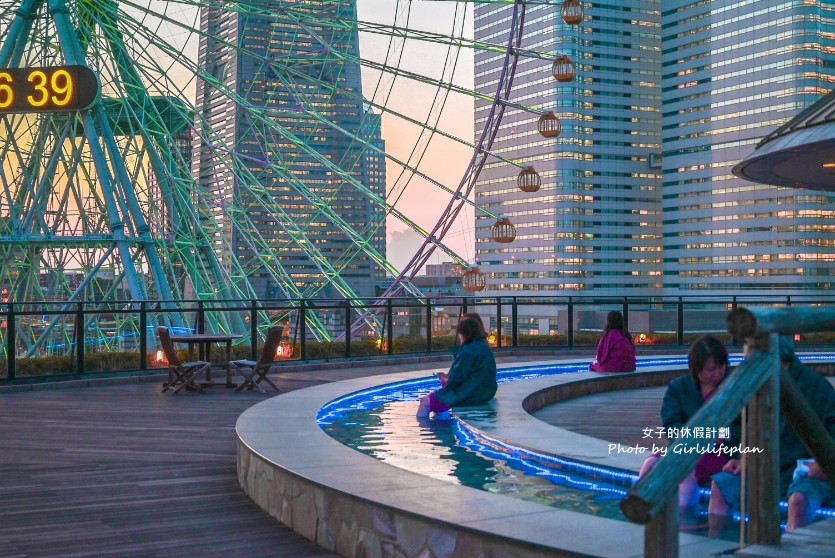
[733,89,835,191]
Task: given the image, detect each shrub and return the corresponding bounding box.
[15,355,74,377]
[84,351,140,372]
[516,334,567,347]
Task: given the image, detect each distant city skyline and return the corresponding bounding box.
[197,0,385,299]
[474,1,662,296]
[472,0,835,297]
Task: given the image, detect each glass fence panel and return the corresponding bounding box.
[15,308,76,378]
[305,305,346,359]
[268,307,299,361]
[628,301,678,348]
[82,303,141,373]
[515,301,566,347]
[573,303,623,346]
[431,300,462,353]
[0,315,6,378]
[463,299,499,346]
[391,299,428,354]
[682,301,732,345]
[346,301,386,357]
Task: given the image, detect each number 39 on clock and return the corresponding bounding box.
[0,66,99,113]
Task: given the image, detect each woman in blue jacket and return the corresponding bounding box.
[416,316,497,417]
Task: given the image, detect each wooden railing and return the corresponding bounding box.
[620,306,835,557]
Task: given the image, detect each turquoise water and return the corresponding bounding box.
[317,356,835,527]
[324,398,630,520]
[319,360,651,521]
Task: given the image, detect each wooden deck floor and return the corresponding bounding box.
[2,361,831,558]
[0,355,546,558]
[532,385,666,447]
[0,377,345,557]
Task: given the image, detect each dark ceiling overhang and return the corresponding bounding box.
[733,122,835,191]
[733,90,835,191]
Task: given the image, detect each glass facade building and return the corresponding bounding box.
[662,0,835,295]
[475,0,835,297]
[195,0,385,300]
[473,2,663,296]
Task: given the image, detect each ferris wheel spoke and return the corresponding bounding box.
[279,70,498,224]
[187,57,470,281]
[376,0,527,300]
[0,0,547,346]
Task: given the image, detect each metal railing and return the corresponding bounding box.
[1,294,834,383]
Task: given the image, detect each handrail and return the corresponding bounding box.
[622,306,835,557]
[729,307,835,483]
[728,305,835,337]
[3,298,835,385]
[620,347,778,524]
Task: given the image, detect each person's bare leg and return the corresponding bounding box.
[416,395,431,417]
[678,470,700,508]
[708,480,729,537]
[638,454,660,478]
[786,492,808,533]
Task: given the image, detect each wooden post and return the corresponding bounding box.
[644,492,678,558]
[621,350,774,524]
[746,332,781,545]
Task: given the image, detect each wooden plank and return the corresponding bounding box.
[728,306,835,337]
[644,493,679,558]
[0,373,349,557]
[746,336,782,545]
[621,349,779,523]
[0,353,552,558]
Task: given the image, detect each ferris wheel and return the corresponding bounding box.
[0,0,583,347]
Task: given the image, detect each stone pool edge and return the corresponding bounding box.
[453,362,692,472]
[236,358,738,558]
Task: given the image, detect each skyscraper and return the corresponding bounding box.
[195,0,385,300]
[473,2,663,297]
[662,0,835,295]
[475,1,835,299]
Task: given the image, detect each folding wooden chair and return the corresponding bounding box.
[157,326,212,394]
[230,325,284,393]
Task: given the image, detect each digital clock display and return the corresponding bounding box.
[0,66,99,113]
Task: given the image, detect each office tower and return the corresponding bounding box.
[476,1,835,302]
[194,0,384,300]
[473,2,663,298]
[361,107,388,282]
[662,0,835,295]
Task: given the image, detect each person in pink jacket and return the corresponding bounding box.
[589,311,636,373]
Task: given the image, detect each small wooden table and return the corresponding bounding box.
[169,333,243,387]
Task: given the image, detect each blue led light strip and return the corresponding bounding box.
[316,354,835,520]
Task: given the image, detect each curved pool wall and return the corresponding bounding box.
[316,355,835,522]
[237,356,746,558]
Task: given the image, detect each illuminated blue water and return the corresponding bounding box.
[317,355,835,526]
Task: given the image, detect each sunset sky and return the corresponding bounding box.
[358,0,478,271]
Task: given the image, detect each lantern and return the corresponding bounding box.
[552,55,575,83]
[155,349,165,363]
[561,0,584,25]
[461,267,487,292]
[538,111,562,138]
[276,339,293,359]
[491,217,516,243]
[517,166,541,192]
